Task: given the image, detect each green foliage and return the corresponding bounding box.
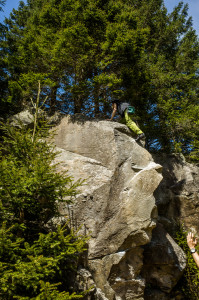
[1,0,199,158]
[175,228,199,299]
[0,222,86,299]
[0,93,87,298]
[0,121,81,233]
[0,0,5,12]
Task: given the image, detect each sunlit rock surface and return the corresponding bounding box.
[52,115,186,299]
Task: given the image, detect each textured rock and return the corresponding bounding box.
[144,289,170,300]
[141,223,186,293]
[88,249,145,300]
[10,110,34,126]
[10,109,62,127]
[52,116,186,299]
[153,153,199,235]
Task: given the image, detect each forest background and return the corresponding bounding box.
[0,0,199,159]
[0,0,199,298]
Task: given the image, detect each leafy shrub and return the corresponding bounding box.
[0,110,86,299]
[0,121,81,236]
[0,222,86,299]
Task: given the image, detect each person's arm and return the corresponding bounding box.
[187,232,199,268]
[107,103,117,121]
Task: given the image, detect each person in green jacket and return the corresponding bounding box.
[107,100,145,142]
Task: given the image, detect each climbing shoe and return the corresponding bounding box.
[135,133,145,142]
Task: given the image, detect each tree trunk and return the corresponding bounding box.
[50,84,59,115]
[74,95,83,114]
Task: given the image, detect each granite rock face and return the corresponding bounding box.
[10,109,34,126]
[142,223,186,298]
[153,154,199,235]
[52,115,186,299]
[10,109,62,127]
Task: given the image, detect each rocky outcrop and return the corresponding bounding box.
[142,223,186,299]
[10,109,34,126]
[8,109,189,299]
[10,109,62,127]
[153,153,199,235]
[52,115,186,299]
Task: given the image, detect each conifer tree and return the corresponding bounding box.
[1,0,199,158]
[0,89,86,298]
[0,0,10,118]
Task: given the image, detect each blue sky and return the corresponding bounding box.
[0,0,199,36]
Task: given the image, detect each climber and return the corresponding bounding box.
[107,100,145,142]
[187,232,199,268]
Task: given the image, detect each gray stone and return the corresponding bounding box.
[51,116,186,299]
[88,248,145,300]
[153,153,199,235]
[10,110,34,126]
[95,288,109,300]
[10,109,63,127]
[141,223,186,293]
[75,268,95,292]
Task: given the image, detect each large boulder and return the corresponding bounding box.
[10,109,62,127]
[10,110,34,126]
[52,116,186,299]
[141,223,186,297]
[153,153,199,235]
